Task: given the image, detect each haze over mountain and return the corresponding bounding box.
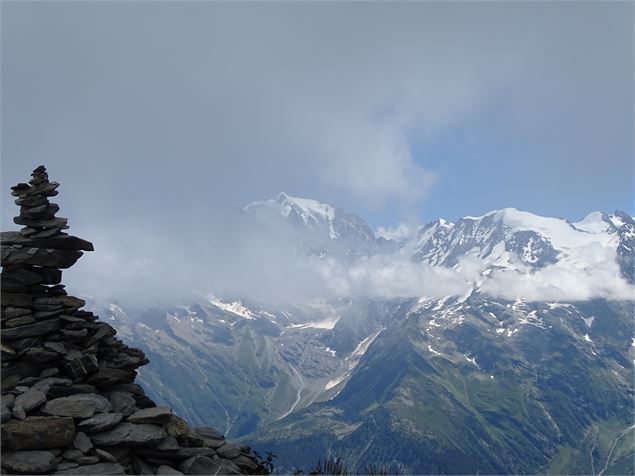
[87,193,635,474]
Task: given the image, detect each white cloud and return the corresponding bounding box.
[376,223,414,242]
[480,245,635,302]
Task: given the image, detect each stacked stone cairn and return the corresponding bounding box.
[1,167,266,475]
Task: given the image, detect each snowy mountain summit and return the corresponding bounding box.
[244,192,387,255]
[411,207,634,279]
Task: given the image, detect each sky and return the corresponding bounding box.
[1,1,634,303]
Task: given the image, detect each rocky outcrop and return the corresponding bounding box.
[1,167,266,475]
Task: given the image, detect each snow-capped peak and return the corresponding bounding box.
[245,192,339,239]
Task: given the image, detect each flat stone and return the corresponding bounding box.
[2,416,75,449]
[178,456,219,475]
[1,394,15,423]
[135,446,216,460]
[107,391,136,416]
[40,367,60,378]
[233,455,260,472]
[43,393,113,418]
[74,431,93,453]
[130,454,155,475]
[14,194,48,207]
[90,422,166,446]
[78,412,123,433]
[3,307,31,319]
[13,404,27,420]
[95,448,118,463]
[1,318,61,339]
[22,226,68,239]
[179,455,241,475]
[1,291,32,307]
[14,387,46,413]
[1,246,83,269]
[24,347,59,362]
[216,443,242,459]
[1,450,58,474]
[20,202,59,219]
[57,462,80,471]
[178,432,205,448]
[86,368,135,387]
[53,462,125,475]
[63,448,88,462]
[156,465,185,475]
[192,426,225,440]
[4,315,36,327]
[127,406,173,425]
[45,341,68,354]
[29,181,60,196]
[59,295,86,310]
[33,377,73,394]
[0,232,94,251]
[61,328,88,338]
[85,325,115,347]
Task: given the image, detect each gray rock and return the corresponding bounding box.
[1,450,58,474]
[24,347,59,362]
[179,455,242,475]
[94,448,118,463]
[107,391,136,416]
[178,455,220,475]
[1,318,61,340]
[44,341,68,354]
[78,412,123,433]
[127,406,173,424]
[90,422,166,446]
[63,448,88,462]
[2,416,75,449]
[5,315,36,327]
[53,462,125,475]
[192,426,224,440]
[3,307,31,319]
[14,387,46,415]
[34,309,65,320]
[233,455,260,472]
[156,465,185,475]
[0,231,94,251]
[33,377,73,394]
[40,367,60,378]
[86,367,136,387]
[0,291,32,307]
[73,431,93,453]
[130,454,155,475]
[1,245,82,269]
[216,443,242,459]
[1,394,15,422]
[57,462,80,471]
[12,405,26,420]
[43,393,113,418]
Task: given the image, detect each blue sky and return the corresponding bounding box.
[2,1,633,236]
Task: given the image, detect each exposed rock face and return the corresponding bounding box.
[1,167,265,475]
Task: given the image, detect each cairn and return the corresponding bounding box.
[1,166,264,475]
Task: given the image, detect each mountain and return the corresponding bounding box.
[241,192,396,258]
[89,196,634,475]
[410,208,633,274]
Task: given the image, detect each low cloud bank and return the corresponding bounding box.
[65,223,635,306]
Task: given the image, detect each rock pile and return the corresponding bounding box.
[1,167,266,475]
